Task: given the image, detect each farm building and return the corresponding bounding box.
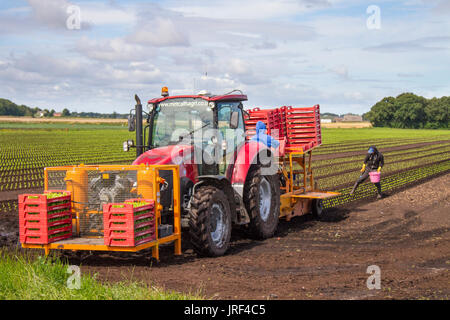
[342,114,363,122]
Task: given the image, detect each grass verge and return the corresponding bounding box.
[0,249,201,300]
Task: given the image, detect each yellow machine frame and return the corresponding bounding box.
[22,164,182,260]
[278,147,340,221]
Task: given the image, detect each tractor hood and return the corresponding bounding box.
[132,145,197,182]
[132,145,193,166]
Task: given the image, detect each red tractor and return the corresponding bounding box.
[19,88,338,259]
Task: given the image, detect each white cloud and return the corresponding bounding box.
[26,0,71,29]
[81,3,136,26]
[0,0,449,114]
[432,0,450,15]
[76,37,153,62]
[329,65,349,79]
[169,0,331,20]
[127,18,190,47]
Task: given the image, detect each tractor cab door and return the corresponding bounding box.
[217,101,246,177]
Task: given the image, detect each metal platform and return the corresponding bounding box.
[56,237,103,245]
[290,191,341,199]
[22,234,180,259]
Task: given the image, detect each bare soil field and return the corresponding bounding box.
[2,173,448,300]
[321,122,372,128]
[0,116,126,124]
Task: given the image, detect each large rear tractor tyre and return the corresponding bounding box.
[311,199,324,220]
[188,185,232,257]
[244,166,280,239]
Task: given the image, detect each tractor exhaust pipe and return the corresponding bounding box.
[134,94,144,157]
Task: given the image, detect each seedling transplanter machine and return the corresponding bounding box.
[19,88,339,259]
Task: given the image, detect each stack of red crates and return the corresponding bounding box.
[283,105,322,153]
[19,190,72,244]
[103,199,156,247]
[244,104,322,153]
[267,108,286,139]
[244,108,272,140]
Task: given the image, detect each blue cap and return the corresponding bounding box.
[256,121,266,132]
[368,148,374,154]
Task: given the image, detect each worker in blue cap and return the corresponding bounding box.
[350,146,384,199]
[251,121,280,149]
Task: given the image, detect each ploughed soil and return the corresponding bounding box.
[1,174,449,300]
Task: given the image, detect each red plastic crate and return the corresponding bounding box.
[104,214,155,232]
[245,104,321,153]
[103,200,156,247]
[245,107,283,140]
[284,105,322,152]
[20,224,72,244]
[18,190,72,244]
[104,230,156,247]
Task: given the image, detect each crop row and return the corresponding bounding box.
[1,161,448,215]
[315,138,447,155]
[323,160,450,208]
[312,142,450,169]
[313,145,450,179]
[317,153,450,191]
[0,130,136,173]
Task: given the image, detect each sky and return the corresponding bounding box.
[0,0,449,115]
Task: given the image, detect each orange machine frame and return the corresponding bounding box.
[22,164,182,260]
[279,147,340,221]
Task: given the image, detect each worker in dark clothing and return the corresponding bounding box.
[349,146,384,199]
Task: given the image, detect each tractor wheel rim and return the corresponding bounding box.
[259,177,272,222]
[210,203,227,247]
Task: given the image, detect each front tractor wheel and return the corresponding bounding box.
[188,185,232,257]
[244,166,280,239]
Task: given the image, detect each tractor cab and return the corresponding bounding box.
[126,89,251,179]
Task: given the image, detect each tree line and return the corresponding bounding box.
[0,98,127,119]
[364,93,449,129]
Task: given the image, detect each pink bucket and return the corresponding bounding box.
[369,171,381,183]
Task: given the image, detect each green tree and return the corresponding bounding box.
[62,108,71,117]
[365,96,396,127]
[366,93,448,129]
[392,93,427,129]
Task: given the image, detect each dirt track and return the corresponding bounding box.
[1,174,449,300]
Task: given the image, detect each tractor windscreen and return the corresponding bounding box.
[151,98,213,148]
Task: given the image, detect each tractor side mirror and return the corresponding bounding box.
[128,114,136,132]
[230,111,239,129]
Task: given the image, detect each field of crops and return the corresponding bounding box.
[0,123,449,214]
[0,126,136,191]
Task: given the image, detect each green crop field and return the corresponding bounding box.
[0,122,449,213]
